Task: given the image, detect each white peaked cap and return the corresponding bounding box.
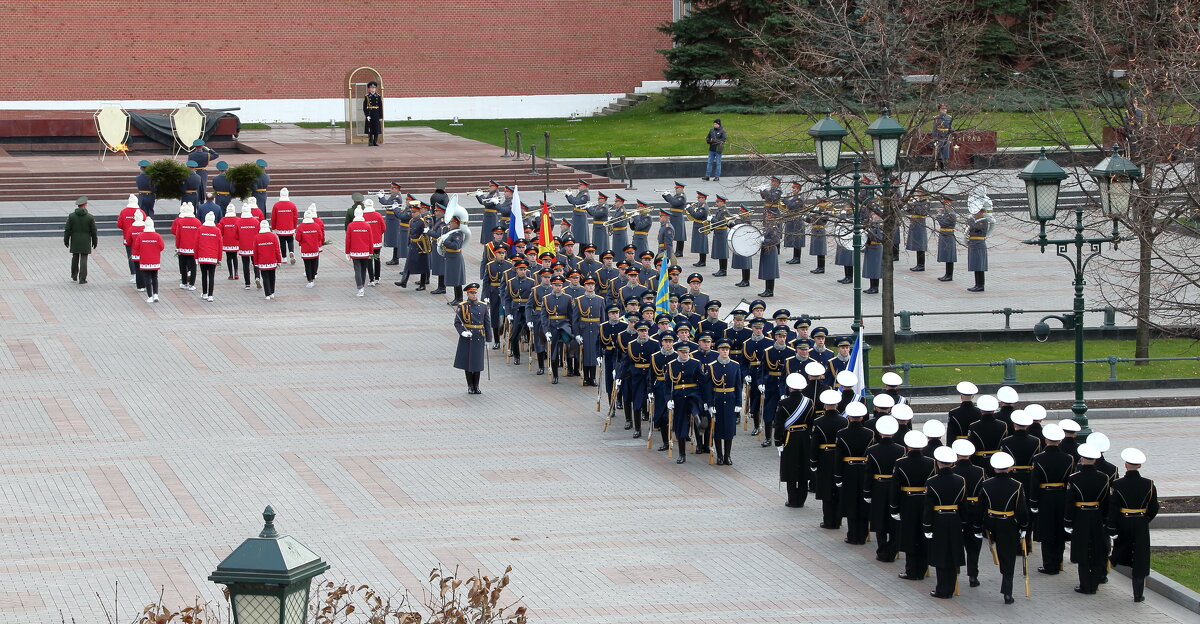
[279,188,289,200]
[786,372,807,390]
[1087,432,1111,453]
[836,370,858,387]
[805,361,826,376]
[956,381,978,395]
[904,430,929,449]
[1011,410,1033,427]
[873,393,895,409]
[951,439,976,456]
[1025,404,1047,421]
[876,416,899,435]
[991,452,1015,470]
[845,402,868,417]
[891,404,914,421]
[1059,419,1081,433]
[977,395,999,412]
[997,386,1019,403]
[881,372,903,386]
[1120,448,1146,465]
[933,446,957,463]
[1077,443,1101,459]
[922,419,946,439]
[819,389,842,405]
[1042,424,1064,441]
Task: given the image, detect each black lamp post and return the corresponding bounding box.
[806,109,905,396]
[1019,146,1141,435]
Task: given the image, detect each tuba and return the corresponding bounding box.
[438,195,472,255]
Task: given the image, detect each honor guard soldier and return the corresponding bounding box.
[1059,418,1082,460]
[732,206,756,286]
[936,198,957,281]
[501,259,535,365]
[578,244,602,281]
[828,336,853,379]
[877,371,907,406]
[662,181,688,257]
[757,214,782,297]
[650,332,677,445]
[698,299,726,338]
[894,430,935,580]
[608,196,630,252]
[1108,447,1158,602]
[182,160,202,207]
[572,276,606,387]
[947,381,981,441]
[474,180,501,241]
[135,160,156,217]
[808,201,829,274]
[862,216,884,294]
[831,204,854,283]
[595,250,621,303]
[253,160,270,220]
[906,191,930,271]
[630,201,653,255]
[481,227,509,278]
[453,284,491,394]
[674,293,700,330]
[784,181,807,264]
[776,374,815,506]
[865,415,906,561]
[706,339,743,465]
[836,401,875,544]
[190,140,218,198]
[951,439,987,588]
[810,390,848,527]
[979,452,1031,605]
[925,445,968,599]
[995,386,1019,429]
[743,317,770,434]
[760,327,794,445]
[969,395,1008,475]
[426,204,448,295]
[528,269,553,374]
[683,273,709,313]
[599,304,626,414]
[542,275,573,384]
[1000,410,1042,498]
[666,343,705,463]
[759,175,784,214]
[441,206,468,305]
[378,182,406,265]
[932,103,953,171]
[1030,423,1075,575]
[396,201,431,290]
[212,161,233,211]
[587,192,610,252]
[1089,432,1119,483]
[363,81,383,146]
[657,209,675,257]
[686,191,710,267]
[693,332,718,368]
[966,203,990,292]
[483,244,512,348]
[892,404,915,438]
[709,195,732,276]
[565,179,591,244]
[1065,443,1111,595]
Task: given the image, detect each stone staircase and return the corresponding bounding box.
[598,93,650,116]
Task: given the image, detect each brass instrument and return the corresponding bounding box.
[699,211,748,234]
[653,188,674,194]
[407,199,421,206]
[604,206,651,232]
[554,188,577,195]
[414,215,433,254]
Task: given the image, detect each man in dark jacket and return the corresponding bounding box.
[703,119,726,181]
[64,196,98,284]
[925,445,967,599]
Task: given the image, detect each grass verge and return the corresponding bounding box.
[1151,550,1200,593]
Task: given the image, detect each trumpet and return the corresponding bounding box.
[473,188,485,196]
[699,212,748,234]
[605,206,651,231]
[654,188,674,194]
[554,188,577,195]
[407,199,421,206]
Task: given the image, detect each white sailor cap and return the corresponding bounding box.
[805,361,826,377]
[881,372,903,386]
[1120,448,1146,465]
[786,372,807,390]
[951,439,976,457]
[1077,443,1101,459]
[876,416,899,436]
[836,370,858,387]
[1025,404,1047,421]
[1042,424,1064,441]
[1011,410,1033,427]
[872,393,895,409]
[956,381,978,395]
[990,451,1015,470]
[891,404,914,421]
[819,389,841,405]
[933,446,957,463]
[922,419,946,439]
[977,395,999,412]
[1088,432,1111,453]
[903,430,929,449]
[997,386,1019,403]
[845,401,868,418]
[1058,419,1081,433]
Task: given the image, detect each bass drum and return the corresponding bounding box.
[728,223,764,257]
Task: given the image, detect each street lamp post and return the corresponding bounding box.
[1018,146,1141,436]
[806,109,905,397]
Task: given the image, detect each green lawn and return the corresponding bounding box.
[1151,550,1200,593]
[876,338,1200,387]
[239,122,272,130]
[296,95,1104,158]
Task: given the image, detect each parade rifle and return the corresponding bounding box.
[1022,537,1031,597]
[986,529,999,565]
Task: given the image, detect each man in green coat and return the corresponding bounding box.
[64,196,98,284]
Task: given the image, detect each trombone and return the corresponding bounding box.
[699,212,748,234]
[554,188,579,195]
[605,206,651,232]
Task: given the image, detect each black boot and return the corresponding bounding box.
[968,271,985,292]
[810,256,825,274]
[787,249,803,264]
[675,241,685,257]
[448,285,463,305]
[692,253,706,267]
[864,279,879,294]
[911,251,925,271]
[386,249,399,265]
[761,422,773,447]
[464,371,474,394]
[395,272,409,288]
[658,427,669,451]
[837,266,852,284]
[536,353,545,375]
[712,259,727,277]
[415,272,429,290]
[758,280,774,297]
[431,275,447,295]
[938,262,954,282]
[551,359,560,384]
[735,269,750,287]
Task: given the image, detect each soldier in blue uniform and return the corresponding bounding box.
[453,284,492,394]
[395,202,430,290]
[474,180,501,242]
[706,339,743,465]
[528,269,553,374]
[482,245,511,347]
[363,81,383,146]
[572,276,606,387]
[181,160,201,207]
[758,215,781,297]
[686,191,710,267]
[212,161,232,211]
[662,181,688,257]
[760,326,794,447]
[666,343,705,463]
[966,205,990,292]
[190,140,219,199]
[936,199,958,282]
[135,160,156,217]
[542,275,574,384]
[598,305,625,418]
[906,192,931,271]
[253,159,270,220]
[564,179,591,245]
[783,181,807,264]
[377,182,406,265]
[501,259,535,365]
[626,321,657,439]
[933,104,953,171]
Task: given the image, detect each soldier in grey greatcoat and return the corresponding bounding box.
[565,179,591,245]
[662,181,688,257]
[708,195,731,277]
[833,205,854,284]
[936,199,958,282]
[453,284,492,394]
[783,181,806,264]
[686,191,710,266]
[905,193,930,271]
[608,195,629,252]
[808,201,829,274]
[378,182,407,264]
[657,209,676,258]
[731,206,755,287]
[587,191,610,253]
[475,180,501,242]
[757,217,781,298]
[966,206,991,292]
[863,218,883,294]
[631,201,653,255]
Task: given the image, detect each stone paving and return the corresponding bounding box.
[0,227,1196,624]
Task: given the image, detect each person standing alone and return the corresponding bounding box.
[704,119,726,181]
[363,81,383,146]
[63,196,97,284]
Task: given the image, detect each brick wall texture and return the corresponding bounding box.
[0,1,672,100]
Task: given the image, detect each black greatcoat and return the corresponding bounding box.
[924,468,967,569]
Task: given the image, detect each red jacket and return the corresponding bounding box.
[251,207,265,221]
[136,232,165,270]
[117,207,138,238]
[254,231,282,268]
[271,201,298,235]
[345,220,374,257]
[297,220,323,258]
[364,211,385,248]
[238,216,261,255]
[125,224,143,253]
[195,225,222,264]
[221,217,240,251]
[171,216,202,254]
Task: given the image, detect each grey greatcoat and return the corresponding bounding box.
[757,225,781,280]
[441,228,467,287]
[608,204,628,252]
[566,190,591,244]
[571,292,606,361]
[657,221,675,256]
[587,202,609,252]
[905,200,930,252]
[863,226,883,280]
[663,192,688,242]
[935,212,958,263]
[428,219,447,276]
[630,213,652,255]
[783,194,806,248]
[966,215,989,271]
[476,190,499,242]
[453,300,492,372]
[834,219,853,267]
[686,202,709,254]
[709,205,730,260]
[378,192,405,249]
[808,208,829,256]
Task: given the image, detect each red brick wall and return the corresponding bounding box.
[0,1,671,100]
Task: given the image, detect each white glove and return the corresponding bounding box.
[484,298,491,305]
[974,533,983,540]
[1064,526,1073,534]
[345,255,350,261]
[777,446,784,456]
[924,532,933,539]
[461,330,472,338]
[575,335,583,344]
[708,407,715,414]
[835,482,843,488]
[667,400,675,410]
[758,384,765,393]
[506,314,513,322]
[744,376,751,384]
[734,406,741,414]
[545,332,552,340]
[596,357,603,366]
[1030,507,1039,514]
[891,513,901,521]
[526,322,533,329]
[1022,531,1030,540]
[864,497,872,504]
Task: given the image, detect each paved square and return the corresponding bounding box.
[0,217,1194,623]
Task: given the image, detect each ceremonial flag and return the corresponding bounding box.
[538,200,555,256]
[654,255,670,317]
[848,329,866,399]
[508,186,525,247]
